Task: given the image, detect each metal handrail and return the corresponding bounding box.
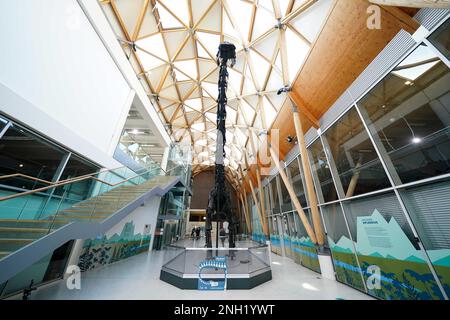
[0,161,163,186]
[0,166,163,202]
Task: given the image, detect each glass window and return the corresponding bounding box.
[269,177,280,214]
[400,179,450,298]
[0,123,66,190]
[60,155,98,180]
[279,171,292,212]
[308,138,338,203]
[287,157,308,207]
[321,203,365,291]
[0,116,8,134]
[358,43,450,184]
[292,209,321,273]
[324,107,390,197]
[428,19,450,61]
[341,191,444,300]
[264,184,271,216]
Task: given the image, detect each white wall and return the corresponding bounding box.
[0,0,132,167]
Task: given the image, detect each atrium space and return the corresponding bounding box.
[0,0,450,311]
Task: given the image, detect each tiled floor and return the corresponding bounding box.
[22,240,371,300]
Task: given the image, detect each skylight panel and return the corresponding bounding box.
[202,82,218,98]
[223,9,241,41]
[196,32,221,56]
[290,0,333,43]
[292,0,308,11]
[252,6,276,40]
[198,151,209,158]
[235,128,247,146]
[185,98,203,112]
[262,96,277,126]
[227,108,237,123]
[155,1,183,28]
[249,50,271,85]
[392,45,439,81]
[228,69,242,93]
[241,99,255,123]
[195,139,208,147]
[136,34,169,61]
[258,0,274,13]
[279,0,290,16]
[393,61,440,81]
[205,112,216,123]
[173,69,190,81]
[196,41,211,59]
[160,0,189,26]
[226,0,252,40]
[191,122,205,132]
[285,27,309,83]
[136,50,165,70]
[208,131,217,140]
[174,60,198,80]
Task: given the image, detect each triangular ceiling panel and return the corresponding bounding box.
[198,59,217,80]
[146,65,168,89]
[192,0,215,25]
[155,1,184,29]
[177,81,196,99]
[176,37,196,61]
[138,7,159,38]
[113,0,146,38]
[164,30,189,60]
[197,0,221,32]
[102,0,331,173]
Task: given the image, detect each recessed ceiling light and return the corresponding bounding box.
[412,137,422,144]
[19,164,24,168]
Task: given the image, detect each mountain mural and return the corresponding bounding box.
[328,209,450,300]
[79,221,151,271]
[328,209,450,267]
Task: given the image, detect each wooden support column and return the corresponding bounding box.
[242,185,252,232]
[268,142,318,244]
[248,178,269,236]
[345,160,363,198]
[239,193,252,234]
[292,105,325,245]
[249,131,267,236]
[242,153,269,237]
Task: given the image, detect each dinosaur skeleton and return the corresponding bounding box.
[205,42,239,249]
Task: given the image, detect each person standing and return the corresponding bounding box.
[195,226,200,240]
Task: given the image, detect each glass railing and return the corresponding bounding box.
[161,244,271,277]
[0,161,186,260]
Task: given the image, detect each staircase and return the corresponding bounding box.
[0,165,187,284]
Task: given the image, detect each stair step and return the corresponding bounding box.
[52,215,105,221]
[0,238,35,251]
[0,227,50,239]
[60,209,114,214]
[0,251,11,259]
[0,219,66,229]
[58,211,111,217]
[72,203,129,210]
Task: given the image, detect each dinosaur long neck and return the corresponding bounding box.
[215,60,228,198]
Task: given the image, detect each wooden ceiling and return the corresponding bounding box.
[241,0,421,194]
